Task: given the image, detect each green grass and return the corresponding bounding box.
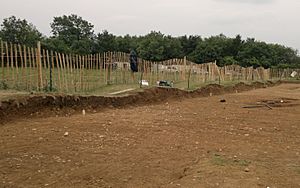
[0,90,30,101]
[211,154,251,167]
[211,155,229,166]
[1,67,297,96]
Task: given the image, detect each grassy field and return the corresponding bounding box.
[0,67,298,96]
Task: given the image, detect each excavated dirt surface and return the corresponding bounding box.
[0,81,280,123]
[1,83,300,187]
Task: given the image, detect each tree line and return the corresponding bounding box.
[0,15,299,68]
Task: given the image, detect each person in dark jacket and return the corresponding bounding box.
[130,49,138,72]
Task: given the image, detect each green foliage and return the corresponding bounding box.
[42,37,71,54]
[190,34,234,63]
[1,14,300,68]
[50,14,94,44]
[137,31,165,61]
[179,35,202,57]
[96,30,117,53]
[0,16,42,47]
[219,56,238,66]
[211,154,251,167]
[0,80,9,90]
[137,31,183,61]
[115,35,133,53]
[47,14,95,54]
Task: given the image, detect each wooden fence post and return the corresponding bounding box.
[14,44,19,86]
[62,53,68,92]
[28,47,32,90]
[187,63,192,89]
[1,41,4,80]
[5,42,9,81]
[79,55,82,91]
[42,49,47,86]
[37,41,43,90]
[56,52,62,91]
[46,50,51,90]
[75,54,79,91]
[10,43,15,86]
[18,44,24,86]
[23,45,28,90]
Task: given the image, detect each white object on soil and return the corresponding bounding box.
[291,71,297,78]
[140,80,149,86]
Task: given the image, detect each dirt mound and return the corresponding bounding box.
[0,81,283,124]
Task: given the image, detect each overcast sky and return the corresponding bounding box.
[0,0,299,51]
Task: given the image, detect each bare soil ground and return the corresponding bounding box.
[1,83,300,188]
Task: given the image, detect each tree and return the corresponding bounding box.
[137,31,166,61]
[50,14,94,47]
[163,35,183,59]
[42,37,71,53]
[115,34,138,53]
[0,16,42,46]
[190,34,230,63]
[219,56,238,66]
[179,35,202,56]
[95,30,117,53]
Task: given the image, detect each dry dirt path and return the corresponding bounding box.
[1,84,300,188]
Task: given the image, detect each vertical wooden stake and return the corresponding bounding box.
[110,52,113,84]
[49,50,57,91]
[61,53,68,92]
[37,41,43,90]
[97,53,101,86]
[42,49,47,87]
[28,47,32,90]
[182,56,186,81]
[55,52,62,91]
[70,54,75,92]
[90,54,93,90]
[75,54,79,91]
[14,44,19,87]
[45,50,53,91]
[31,48,38,90]
[85,55,88,91]
[83,55,86,92]
[5,42,9,81]
[10,43,15,86]
[79,55,82,91]
[50,51,55,90]
[23,46,28,90]
[46,50,52,91]
[18,45,24,87]
[65,54,70,92]
[1,41,4,80]
[104,52,107,84]
[86,55,89,91]
[14,44,19,78]
[96,53,99,71]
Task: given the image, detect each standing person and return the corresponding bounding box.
[130,49,138,80]
[130,49,138,72]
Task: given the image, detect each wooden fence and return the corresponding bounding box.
[0,41,299,93]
